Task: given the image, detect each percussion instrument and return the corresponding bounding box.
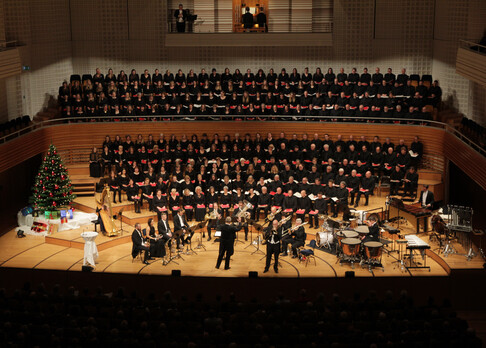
[389,199,432,233]
[355,225,369,238]
[364,241,383,261]
[336,230,358,247]
[316,231,333,248]
[349,218,358,229]
[341,238,361,257]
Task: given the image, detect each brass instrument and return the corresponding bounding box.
[282,222,308,237]
[205,210,219,220]
[266,208,282,221]
[278,215,292,226]
[236,200,253,219]
[96,186,117,236]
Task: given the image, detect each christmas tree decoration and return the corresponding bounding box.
[32,144,76,211]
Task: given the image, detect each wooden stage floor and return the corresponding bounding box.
[1,194,484,278]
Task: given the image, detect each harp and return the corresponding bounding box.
[96,186,118,236]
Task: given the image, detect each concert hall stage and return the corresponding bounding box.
[1,194,483,279]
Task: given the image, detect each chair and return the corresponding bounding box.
[92,219,100,232]
[422,74,432,83]
[378,176,391,197]
[132,250,144,263]
[82,74,93,82]
[70,74,81,82]
[298,244,316,267]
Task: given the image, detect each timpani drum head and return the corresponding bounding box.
[343,230,359,239]
[342,237,361,245]
[341,237,361,256]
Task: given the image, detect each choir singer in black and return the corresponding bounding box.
[215,216,242,270]
[264,219,283,273]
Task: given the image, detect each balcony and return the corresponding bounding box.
[456,39,486,87]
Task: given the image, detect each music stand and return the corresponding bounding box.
[195,220,208,251]
[249,223,265,255]
[162,237,179,266]
[115,207,125,235]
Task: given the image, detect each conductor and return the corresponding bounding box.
[215,216,242,270]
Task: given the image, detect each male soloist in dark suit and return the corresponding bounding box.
[264,219,283,273]
[131,223,150,264]
[417,184,434,209]
[173,209,189,248]
[215,217,242,270]
[157,212,172,256]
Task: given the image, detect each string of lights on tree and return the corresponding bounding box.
[32,144,76,211]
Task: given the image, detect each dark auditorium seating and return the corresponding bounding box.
[0,283,481,347]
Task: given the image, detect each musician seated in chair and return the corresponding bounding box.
[157,212,172,256]
[416,184,434,209]
[131,223,150,264]
[390,165,404,196]
[173,209,189,249]
[206,202,222,241]
[232,200,249,241]
[281,218,307,258]
[362,215,380,244]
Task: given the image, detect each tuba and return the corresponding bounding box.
[236,200,252,219]
[96,186,117,236]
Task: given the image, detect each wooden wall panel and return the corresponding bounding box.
[443,132,486,190]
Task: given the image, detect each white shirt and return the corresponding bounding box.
[422,190,428,206]
[179,215,184,227]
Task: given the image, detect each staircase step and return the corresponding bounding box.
[67,164,90,176]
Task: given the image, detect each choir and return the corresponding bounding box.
[92,132,423,228]
[60,67,441,120]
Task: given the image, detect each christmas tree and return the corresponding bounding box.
[32,144,76,211]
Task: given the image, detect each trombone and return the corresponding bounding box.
[282,222,308,237]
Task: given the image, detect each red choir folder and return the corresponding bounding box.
[157,207,167,212]
[184,205,193,210]
[221,204,230,209]
[197,204,206,209]
[284,208,293,213]
[309,210,318,215]
[296,209,305,214]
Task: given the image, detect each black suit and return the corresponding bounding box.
[215,222,242,269]
[174,8,187,32]
[264,226,282,271]
[131,228,149,261]
[418,190,434,208]
[157,218,172,254]
[173,213,189,248]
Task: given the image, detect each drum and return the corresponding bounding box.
[355,225,369,238]
[349,218,358,229]
[316,231,334,247]
[364,241,383,261]
[336,230,358,247]
[343,230,359,238]
[341,238,361,257]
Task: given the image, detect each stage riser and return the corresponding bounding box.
[45,234,131,251]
